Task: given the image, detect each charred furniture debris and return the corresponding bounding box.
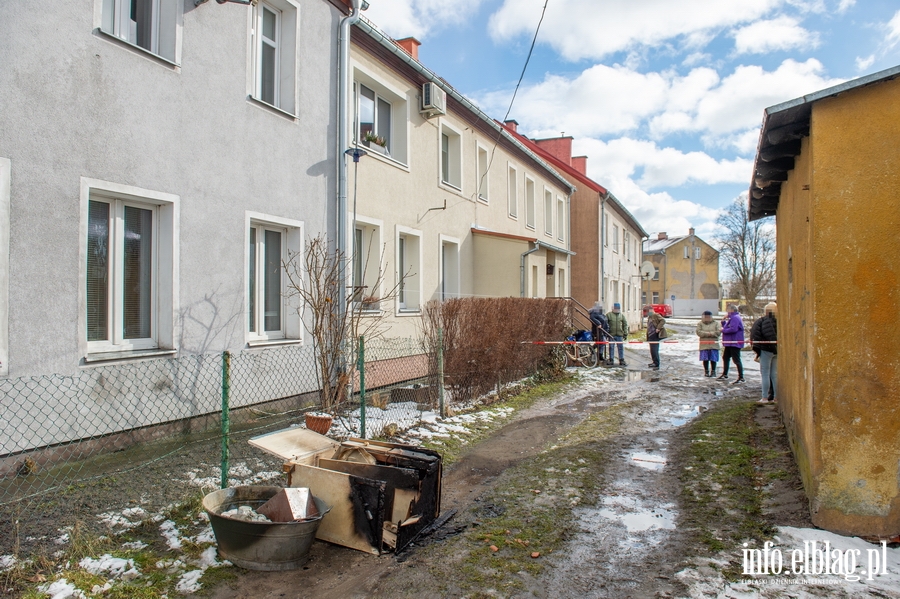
[250,427,442,555]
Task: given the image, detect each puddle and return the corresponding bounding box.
[629,451,666,471]
[668,405,701,426]
[597,496,676,532]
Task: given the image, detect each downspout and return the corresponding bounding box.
[600,191,609,304]
[337,0,362,312]
[520,243,540,298]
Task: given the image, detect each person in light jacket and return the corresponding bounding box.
[695,311,721,377]
[606,303,629,366]
[718,304,745,384]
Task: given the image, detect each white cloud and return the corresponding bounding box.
[478,59,841,144]
[836,0,856,13]
[855,54,876,71]
[488,0,783,61]
[887,10,900,48]
[732,16,820,54]
[362,0,484,40]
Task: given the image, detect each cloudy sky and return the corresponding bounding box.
[361,0,900,239]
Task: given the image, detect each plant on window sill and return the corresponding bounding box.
[361,295,381,311]
[362,132,390,156]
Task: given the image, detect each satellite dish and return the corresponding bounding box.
[640,261,656,279]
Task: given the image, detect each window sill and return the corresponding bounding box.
[95,29,179,68]
[439,181,463,196]
[477,195,489,204]
[247,96,299,121]
[355,144,409,170]
[247,338,302,349]
[397,309,421,316]
[83,348,177,366]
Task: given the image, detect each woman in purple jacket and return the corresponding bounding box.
[718,304,745,384]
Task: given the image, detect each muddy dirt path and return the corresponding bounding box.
[207,321,807,598]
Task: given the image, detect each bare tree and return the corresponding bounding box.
[283,234,406,416]
[715,196,776,314]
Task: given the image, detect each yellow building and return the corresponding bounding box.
[748,65,900,536]
[641,229,720,316]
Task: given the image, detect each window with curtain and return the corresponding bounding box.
[249,224,285,338]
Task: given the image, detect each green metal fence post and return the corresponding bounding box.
[221,351,231,490]
[438,327,445,419]
[358,335,366,438]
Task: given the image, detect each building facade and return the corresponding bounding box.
[0,0,345,455]
[500,133,647,331]
[347,21,574,340]
[748,66,900,536]
[642,230,720,316]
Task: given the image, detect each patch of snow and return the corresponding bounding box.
[197,546,222,568]
[0,554,16,572]
[79,554,138,579]
[159,520,183,550]
[38,578,88,599]
[121,541,147,550]
[175,569,205,594]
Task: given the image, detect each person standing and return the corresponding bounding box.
[588,302,610,364]
[646,306,666,369]
[606,303,629,366]
[695,311,721,377]
[718,304,745,383]
[751,302,778,402]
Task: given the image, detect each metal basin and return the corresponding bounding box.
[203,485,329,571]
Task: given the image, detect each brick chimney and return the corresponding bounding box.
[504,119,519,132]
[534,137,574,165]
[658,232,668,240]
[571,156,587,175]
[395,37,421,61]
[689,227,695,236]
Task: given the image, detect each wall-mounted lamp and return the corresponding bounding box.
[345,147,368,163]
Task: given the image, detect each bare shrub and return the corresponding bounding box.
[421,297,568,402]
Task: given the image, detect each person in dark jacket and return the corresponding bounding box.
[718,304,745,383]
[588,302,610,363]
[751,302,778,402]
[646,307,666,369]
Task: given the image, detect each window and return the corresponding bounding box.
[250,0,298,113]
[642,291,647,306]
[0,158,9,377]
[557,197,565,242]
[359,84,392,152]
[507,165,518,218]
[558,268,566,297]
[81,179,178,358]
[440,236,460,300]
[476,146,489,202]
[101,0,180,63]
[544,189,553,236]
[353,72,409,163]
[397,229,421,312]
[531,265,538,298]
[353,218,382,309]
[652,291,660,304]
[246,213,302,344]
[525,178,536,229]
[604,217,609,247]
[653,267,659,281]
[624,231,630,261]
[612,225,619,253]
[695,246,701,259]
[440,124,462,189]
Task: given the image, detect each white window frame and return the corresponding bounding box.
[352,216,383,311]
[524,177,536,230]
[695,246,702,259]
[612,225,619,253]
[100,0,182,64]
[557,195,565,242]
[544,189,553,237]
[476,145,489,203]
[439,121,462,191]
[0,158,9,377]
[79,178,179,361]
[396,226,422,314]
[624,231,630,261]
[507,164,518,219]
[352,67,409,165]
[250,0,299,115]
[684,245,690,259]
[246,212,304,345]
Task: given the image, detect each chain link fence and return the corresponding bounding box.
[0,330,551,558]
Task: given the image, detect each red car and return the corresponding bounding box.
[642,304,673,318]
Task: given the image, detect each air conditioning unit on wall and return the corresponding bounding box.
[420,82,446,118]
